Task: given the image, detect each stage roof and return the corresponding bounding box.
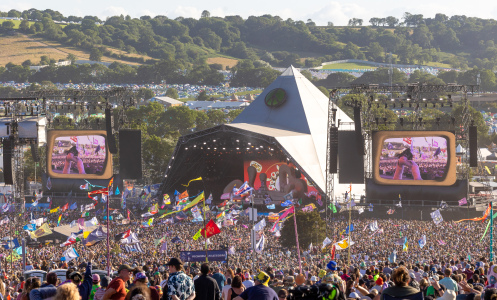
[230,66,353,193]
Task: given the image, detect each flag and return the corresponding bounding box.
[430,209,443,225]
[171,236,182,243]
[329,204,337,213]
[61,247,79,262]
[30,224,53,239]
[88,188,108,199]
[369,221,379,232]
[6,238,20,249]
[60,234,81,247]
[121,232,140,244]
[281,200,293,207]
[201,219,221,238]
[160,242,168,253]
[1,204,9,213]
[334,238,354,250]
[440,201,448,210]
[206,193,213,205]
[322,237,332,249]
[70,220,76,228]
[147,218,154,226]
[178,190,189,203]
[80,183,88,190]
[47,177,52,190]
[270,206,295,232]
[50,207,59,214]
[253,218,266,231]
[283,191,293,201]
[32,199,38,207]
[164,194,171,205]
[403,240,408,252]
[23,224,36,231]
[485,165,492,175]
[228,246,235,255]
[368,203,373,212]
[235,182,253,196]
[403,137,412,144]
[388,250,397,263]
[394,237,407,245]
[345,224,354,234]
[255,234,265,253]
[124,243,144,253]
[330,244,336,260]
[84,226,106,247]
[61,203,69,212]
[267,204,275,210]
[181,192,205,211]
[418,235,426,249]
[456,203,491,223]
[458,197,467,206]
[108,177,113,189]
[309,242,313,250]
[69,202,77,210]
[182,177,203,187]
[57,215,62,226]
[6,250,21,262]
[395,201,402,208]
[387,209,395,214]
[192,229,202,240]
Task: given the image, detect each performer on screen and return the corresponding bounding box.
[62,146,86,174]
[393,148,422,180]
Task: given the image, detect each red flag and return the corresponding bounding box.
[88,188,108,199]
[122,229,131,239]
[330,244,336,260]
[108,177,114,189]
[127,209,130,220]
[61,203,69,212]
[201,219,221,238]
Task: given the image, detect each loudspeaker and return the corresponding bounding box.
[30,144,39,162]
[329,126,338,174]
[3,139,13,184]
[338,131,364,183]
[469,125,478,167]
[119,129,142,179]
[353,107,364,154]
[105,108,117,154]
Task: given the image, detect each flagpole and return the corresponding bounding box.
[199,178,208,263]
[106,183,111,276]
[293,206,302,274]
[491,201,494,262]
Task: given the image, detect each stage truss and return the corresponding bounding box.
[324,83,479,224]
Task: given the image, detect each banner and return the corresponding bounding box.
[30,223,53,239]
[179,250,227,262]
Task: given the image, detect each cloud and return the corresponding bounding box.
[99,6,128,19]
[0,1,33,13]
[305,1,371,26]
[170,6,202,19]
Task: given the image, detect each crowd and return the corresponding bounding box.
[0,200,495,300]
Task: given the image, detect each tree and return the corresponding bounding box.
[1,21,15,30]
[89,48,103,62]
[165,88,179,99]
[201,10,210,18]
[280,211,327,249]
[197,90,209,100]
[385,16,399,27]
[317,86,329,97]
[66,53,77,63]
[19,20,30,32]
[137,88,155,100]
[142,135,177,182]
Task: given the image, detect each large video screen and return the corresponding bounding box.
[373,131,456,186]
[47,130,112,179]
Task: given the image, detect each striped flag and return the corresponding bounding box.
[124,243,144,253]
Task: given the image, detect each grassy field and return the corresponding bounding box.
[206,57,238,69]
[0,19,35,29]
[424,61,452,68]
[321,62,378,70]
[0,34,154,66]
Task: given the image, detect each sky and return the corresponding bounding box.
[2,0,497,26]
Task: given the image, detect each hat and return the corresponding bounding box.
[92,274,100,283]
[134,272,147,282]
[286,276,295,284]
[422,272,429,278]
[255,271,270,286]
[360,262,366,268]
[296,274,306,285]
[165,257,183,267]
[349,292,361,299]
[376,278,383,286]
[433,275,439,281]
[310,276,318,282]
[118,264,135,273]
[154,271,160,276]
[69,272,82,281]
[437,289,456,300]
[327,261,337,271]
[100,276,111,288]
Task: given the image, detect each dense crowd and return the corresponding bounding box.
[0,202,495,300]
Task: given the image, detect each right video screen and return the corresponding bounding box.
[373,131,456,186]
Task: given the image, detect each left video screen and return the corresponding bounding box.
[47,130,112,179]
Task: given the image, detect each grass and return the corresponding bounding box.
[0,34,153,66]
[206,57,238,69]
[0,19,35,29]
[424,62,452,68]
[321,62,378,70]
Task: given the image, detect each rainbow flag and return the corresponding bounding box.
[57,214,62,226]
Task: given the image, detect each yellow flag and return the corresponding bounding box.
[30,223,53,239]
[403,242,409,252]
[182,177,203,187]
[83,231,91,239]
[192,229,202,241]
[182,192,204,211]
[335,238,355,250]
[485,166,491,175]
[148,218,154,226]
[50,207,59,214]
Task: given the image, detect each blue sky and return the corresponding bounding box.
[2,0,497,26]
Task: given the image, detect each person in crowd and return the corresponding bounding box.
[379,267,420,300]
[103,264,134,300]
[226,276,244,300]
[166,258,195,300]
[233,272,278,300]
[193,263,220,300]
[94,276,110,300]
[54,283,80,300]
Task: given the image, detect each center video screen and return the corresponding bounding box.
[47,130,113,179]
[373,131,456,186]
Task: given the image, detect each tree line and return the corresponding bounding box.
[2,9,497,70]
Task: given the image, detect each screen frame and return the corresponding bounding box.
[46,130,113,179]
[372,130,456,186]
